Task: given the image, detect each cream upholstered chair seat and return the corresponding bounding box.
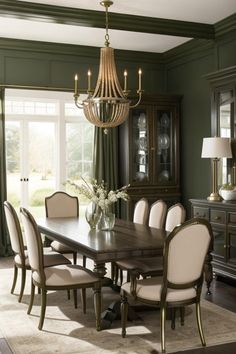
[116,256,163,274]
[20,207,101,331]
[4,201,71,303]
[122,276,196,302]
[120,218,213,353]
[14,249,71,268]
[32,264,98,287]
[50,241,73,253]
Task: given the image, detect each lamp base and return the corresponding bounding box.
[207,192,222,201]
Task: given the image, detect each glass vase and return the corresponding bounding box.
[85,203,101,229]
[98,207,115,231]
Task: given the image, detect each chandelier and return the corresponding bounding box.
[73,0,143,133]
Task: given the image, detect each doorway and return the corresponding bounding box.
[5,89,94,216]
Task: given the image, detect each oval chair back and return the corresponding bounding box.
[148,199,167,229]
[20,207,45,285]
[4,201,25,259]
[133,198,149,225]
[165,203,186,232]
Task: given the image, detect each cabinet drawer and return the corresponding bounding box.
[228,212,236,226]
[193,206,209,219]
[210,210,226,224]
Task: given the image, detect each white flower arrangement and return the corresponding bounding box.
[68,177,130,212]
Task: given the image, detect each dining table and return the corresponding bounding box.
[36,216,213,328]
[37,216,166,280]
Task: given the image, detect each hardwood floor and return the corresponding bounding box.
[0,276,235,354]
[171,275,236,354]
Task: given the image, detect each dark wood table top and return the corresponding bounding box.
[37,217,166,263]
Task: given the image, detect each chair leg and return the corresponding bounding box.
[121,291,128,338]
[80,288,86,313]
[111,262,115,281]
[94,284,101,331]
[120,269,123,285]
[18,267,26,302]
[73,252,77,265]
[180,306,185,326]
[38,289,47,330]
[11,264,18,294]
[82,255,86,267]
[160,306,166,353]
[73,289,78,309]
[27,279,35,315]
[114,265,119,285]
[171,308,176,330]
[127,271,130,282]
[67,290,70,300]
[196,302,206,346]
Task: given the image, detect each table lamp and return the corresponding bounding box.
[201,137,232,201]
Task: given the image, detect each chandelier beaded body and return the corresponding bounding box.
[74,0,143,133]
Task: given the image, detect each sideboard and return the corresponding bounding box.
[190,199,236,281]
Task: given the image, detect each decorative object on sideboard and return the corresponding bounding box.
[201,137,232,201]
[73,0,143,133]
[219,183,236,201]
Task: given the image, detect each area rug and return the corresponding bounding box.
[0,257,236,354]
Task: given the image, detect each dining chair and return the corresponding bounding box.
[165,202,186,232]
[114,199,167,284]
[20,207,101,331]
[120,218,213,353]
[45,191,86,266]
[133,198,149,224]
[125,202,187,280]
[113,197,149,284]
[3,201,71,302]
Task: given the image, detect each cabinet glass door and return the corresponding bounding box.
[131,108,150,184]
[155,108,175,184]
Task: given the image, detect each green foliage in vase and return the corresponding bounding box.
[221,183,235,190]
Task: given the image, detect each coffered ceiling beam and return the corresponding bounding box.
[0,0,215,40]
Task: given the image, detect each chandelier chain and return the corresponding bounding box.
[105,4,110,47]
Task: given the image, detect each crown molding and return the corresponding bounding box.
[215,13,236,38]
[0,37,163,65]
[0,0,214,39]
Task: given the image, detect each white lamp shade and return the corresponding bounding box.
[201,137,232,158]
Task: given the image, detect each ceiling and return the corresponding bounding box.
[0,0,235,53]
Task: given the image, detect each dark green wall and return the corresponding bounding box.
[166,31,236,216]
[1,27,236,218]
[0,38,164,93]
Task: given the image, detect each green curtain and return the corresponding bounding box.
[93,127,120,216]
[0,88,12,256]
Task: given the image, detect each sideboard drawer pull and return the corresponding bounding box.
[196,212,206,217]
[214,216,220,220]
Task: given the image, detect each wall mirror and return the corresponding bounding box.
[206,66,236,187]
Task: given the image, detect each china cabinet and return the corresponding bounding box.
[190,199,236,281]
[119,94,181,220]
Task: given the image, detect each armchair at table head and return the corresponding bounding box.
[20,207,101,331]
[45,191,81,265]
[120,218,213,353]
